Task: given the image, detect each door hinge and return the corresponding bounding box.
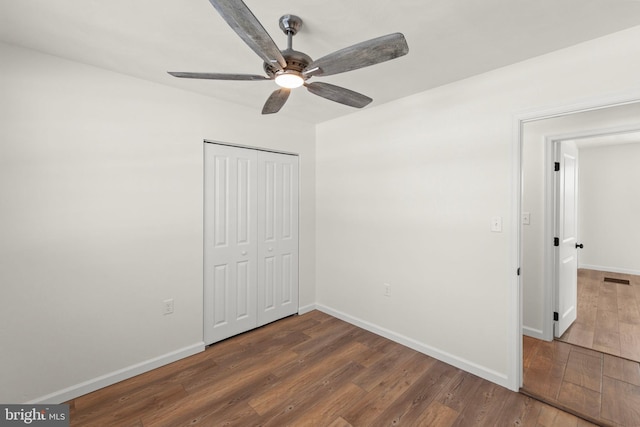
[553,312,559,321]
[554,237,559,247]
[554,162,560,171]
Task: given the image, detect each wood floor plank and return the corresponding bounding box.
[523,335,542,369]
[523,349,567,399]
[140,369,278,426]
[256,361,365,426]
[536,404,593,427]
[412,401,460,427]
[450,380,512,426]
[562,322,595,351]
[172,402,263,427]
[300,315,355,339]
[66,311,596,427]
[350,345,421,392]
[593,309,621,356]
[71,383,187,427]
[618,293,640,324]
[283,382,366,427]
[210,329,310,369]
[352,328,401,355]
[557,379,601,420]
[603,353,640,387]
[342,351,437,426]
[492,392,542,427]
[327,416,355,427]
[562,349,602,392]
[619,321,640,361]
[598,283,619,312]
[537,338,572,362]
[372,361,459,426]
[436,370,484,413]
[71,356,216,413]
[248,342,369,415]
[183,349,299,394]
[287,319,360,360]
[601,376,640,426]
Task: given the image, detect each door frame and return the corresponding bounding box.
[539,125,640,341]
[510,91,640,391]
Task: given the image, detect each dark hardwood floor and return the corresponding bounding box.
[558,269,640,362]
[66,310,595,426]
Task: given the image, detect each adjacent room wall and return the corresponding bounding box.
[579,142,640,275]
[0,42,316,403]
[315,25,640,388]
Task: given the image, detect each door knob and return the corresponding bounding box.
[575,243,584,249]
[268,247,273,252]
[241,251,248,256]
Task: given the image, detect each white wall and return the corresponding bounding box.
[521,105,640,339]
[316,25,640,388]
[5,22,640,403]
[579,142,640,274]
[0,42,315,403]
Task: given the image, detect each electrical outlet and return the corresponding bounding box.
[384,283,391,297]
[163,299,174,315]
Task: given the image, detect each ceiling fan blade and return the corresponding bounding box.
[208,0,287,71]
[305,82,372,108]
[168,71,270,81]
[304,33,409,77]
[262,88,290,114]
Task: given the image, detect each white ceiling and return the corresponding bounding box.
[2,0,640,124]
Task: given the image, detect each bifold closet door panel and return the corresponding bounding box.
[257,151,299,326]
[204,144,258,345]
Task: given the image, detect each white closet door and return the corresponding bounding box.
[257,151,299,326]
[204,144,258,345]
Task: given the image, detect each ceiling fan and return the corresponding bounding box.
[168,0,409,114]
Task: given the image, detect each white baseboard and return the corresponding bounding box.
[298,303,317,315]
[28,342,205,404]
[315,304,510,389]
[579,264,640,277]
[522,326,546,340]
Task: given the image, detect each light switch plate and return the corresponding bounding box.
[491,216,503,232]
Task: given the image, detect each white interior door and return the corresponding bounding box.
[555,141,579,337]
[204,144,258,345]
[257,151,299,325]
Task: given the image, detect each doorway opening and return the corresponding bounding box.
[515,97,640,423]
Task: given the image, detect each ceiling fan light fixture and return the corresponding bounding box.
[275,71,304,89]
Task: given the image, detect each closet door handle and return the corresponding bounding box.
[575,243,584,249]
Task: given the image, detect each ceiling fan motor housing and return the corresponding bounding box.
[262,15,311,80]
[263,48,312,79]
